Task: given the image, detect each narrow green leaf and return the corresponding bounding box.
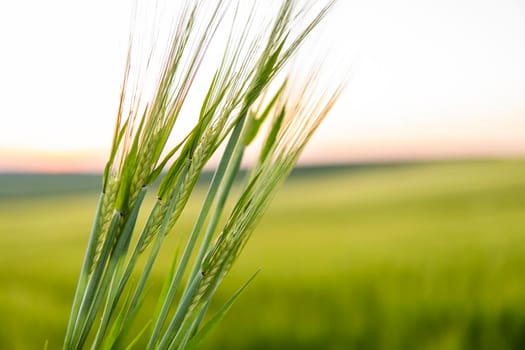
[124,320,152,350]
[112,285,151,349]
[260,106,285,163]
[99,286,134,350]
[114,152,136,212]
[156,273,203,349]
[199,69,220,119]
[104,118,130,191]
[243,80,286,146]
[185,270,260,350]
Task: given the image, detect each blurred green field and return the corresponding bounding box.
[1,160,524,349]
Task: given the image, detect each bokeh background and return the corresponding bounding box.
[1,0,525,349]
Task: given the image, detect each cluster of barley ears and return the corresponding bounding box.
[63,0,345,349]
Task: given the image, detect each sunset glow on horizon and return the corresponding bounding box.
[1,0,524,172]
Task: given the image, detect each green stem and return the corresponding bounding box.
[159,274,203,350]
[159,114,248,349]
[105,160,191,346]
[70,210,122,348]
[75,189,146,349]
[91,187,149,349]
[147,113,247,349]
[63,192,105,349]
[187,131,246,283]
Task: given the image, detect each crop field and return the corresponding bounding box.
[1,160,524,349]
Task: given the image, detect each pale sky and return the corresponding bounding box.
[0,0,524,172]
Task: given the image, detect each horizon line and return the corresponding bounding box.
[1,154,524,175]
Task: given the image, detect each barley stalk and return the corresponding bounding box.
[63,1,345,349]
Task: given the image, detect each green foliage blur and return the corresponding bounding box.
[1,160,524,349]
